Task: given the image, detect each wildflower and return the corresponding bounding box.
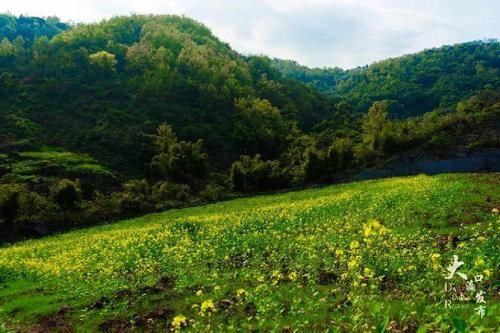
[288,271,298,281]
[195,289,203,296]
[363,219,389,238]
[483,269,491,278]
[236,288,246,299]
[364,267,374,278]
[378,226,389,235]
[431,253,441,261]
[430,253,441,270]
[492,208,499,214]
[348,255,361,270]
[271,270,282,285]
[474,257,485,267]
[335,249,344,257]
[350,240,360,250]
[171,315,187,330]
[200,299,216,314]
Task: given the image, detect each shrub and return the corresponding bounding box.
[50,179,81,209]
[0,187,20,226]
[199,184,225,201]
[327,137,354,173]
[152,181,191,202]
[302,147,327,183]
[230,155,288,193]
[119,179,152,214]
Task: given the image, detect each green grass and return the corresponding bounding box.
[0,173,498,332]
[0,146,111,181]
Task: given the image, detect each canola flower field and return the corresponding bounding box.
[0,173,499,332]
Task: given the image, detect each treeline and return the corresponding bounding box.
[0,14,69,46]
[0,15,499,242]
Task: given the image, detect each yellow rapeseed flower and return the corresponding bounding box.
[348,255,361,270]
[431,253,441,261]
[350,240,360,250]
[474,257,485,267]
[171,315,187,330]
[236,288,246,299]
[200,299,216,313]
[363,219,389,238]
[430,253,441,270]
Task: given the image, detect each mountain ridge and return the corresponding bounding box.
[272,39,500,117]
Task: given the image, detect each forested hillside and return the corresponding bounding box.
[0,14,331,175]
[273,40,500,117]
[0,14,499,242]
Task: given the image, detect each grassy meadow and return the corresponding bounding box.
[0,146,112,182]
[0,173,498,332]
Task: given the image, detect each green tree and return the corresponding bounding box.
[88,51,117,72]
[327,137,354,172]
[155,122,177,154]
[230,155,287,193]
[0,38,15,56]
[359,100,391,162]
[232,97,293,159]
[150,123,209,190]
[302,147,327,183]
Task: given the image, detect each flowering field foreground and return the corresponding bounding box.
[0,173,498,332]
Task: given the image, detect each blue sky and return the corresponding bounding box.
[1,0,498,68]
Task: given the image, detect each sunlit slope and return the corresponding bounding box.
[0,174,498,331]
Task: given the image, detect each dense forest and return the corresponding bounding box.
[272,41,499,117]
[0,14,499,242]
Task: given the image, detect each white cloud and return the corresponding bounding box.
[0,0,498,68]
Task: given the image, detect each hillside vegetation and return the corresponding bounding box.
[0,14,330,173]
[0,173,499,331]
[273,40,500,117]
[0,14,499,243]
